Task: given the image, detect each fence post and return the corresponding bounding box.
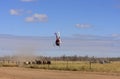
[89,61,92,70]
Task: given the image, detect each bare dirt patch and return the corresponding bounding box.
[0,67,120,79]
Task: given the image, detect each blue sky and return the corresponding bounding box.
[0,0,120,57]
[0,0,120,36]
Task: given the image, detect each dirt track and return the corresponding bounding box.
[0,67,120,79]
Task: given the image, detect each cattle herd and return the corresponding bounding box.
[24,60,51,65]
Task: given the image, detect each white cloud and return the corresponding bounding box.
[21,0,37,2]
[76,24,92,28]
[10,9,32,16]
[10,9,23,15]
[25,13,48,22]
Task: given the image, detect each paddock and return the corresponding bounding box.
[0,67,120,79]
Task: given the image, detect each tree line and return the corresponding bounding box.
[0,55,120,62]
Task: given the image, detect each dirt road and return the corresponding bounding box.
[0,67,120,79]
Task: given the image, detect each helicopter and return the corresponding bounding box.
[54,32,62,47]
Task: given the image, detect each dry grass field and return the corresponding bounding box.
[24,61,120,73]
[0,61,120,79]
